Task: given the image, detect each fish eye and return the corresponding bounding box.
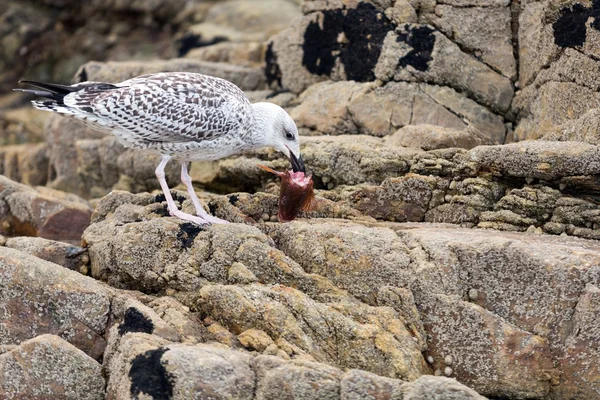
[285,130,295,140]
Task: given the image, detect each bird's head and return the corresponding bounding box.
[252,102,305,173]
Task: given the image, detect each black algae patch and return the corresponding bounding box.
[129,348,174,400]
[154,191,187,205]
[553,0,600,48]
[208,202,217,215]
[397,25,436,71]
[302,3,395,81]
[177,222,202,249]
[228,194,239,206]
[118,307,154,336]
[176,33,228,56]
[265,42,283,87]
[152,206,170,217]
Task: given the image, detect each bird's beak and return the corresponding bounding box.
[285,145,305,173]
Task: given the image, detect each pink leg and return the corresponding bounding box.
[181,162,229,224]
[155,155,209,225]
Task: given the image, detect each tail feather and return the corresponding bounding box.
[18,80,81,95]
[13,88,55,99]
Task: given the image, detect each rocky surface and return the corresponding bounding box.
[0,335,105,400]
[3,0,600,398]
[104,332,485,400]
[76,192,600,398]
[0,175,92,241]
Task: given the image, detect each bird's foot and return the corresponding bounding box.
[199,214,230,224]
[169,209,210,225]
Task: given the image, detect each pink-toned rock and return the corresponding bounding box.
[0,175,92,242]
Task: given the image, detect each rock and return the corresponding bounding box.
[421,3,515,79]
[376,23,513,113]
[0,175,92,242]
[556,284,600,399]
[399,375,486,399]
[542,108,600,145]
[203,135,421,193]
[387,124,487,150]
[340,369,405,400]
[105,333,256,399]
[465,140,600,181]
[84,194,346,303]
[185,41,265,68]
[514,15,600,139]
[200,283,429,380]
[269,2,513,115]
[4,236,89,273]
[253,354,342,399]
[44,117,180,198]
[205,0,301,37]
[290,80,505,140]
[290,81,373,136]
[105,333,480,400]
[75,59,267,91]
[0,143,49,186]
[0,107,48,145]
[238,329,274,352]
[0,246,111,358]
[178,23,266,53]
[45,116,109,197]
[348,174,448,222]
[0,334,104,400]
[1,0,179,94]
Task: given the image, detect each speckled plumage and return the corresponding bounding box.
[31,72,263,161]
[19,72,302,225]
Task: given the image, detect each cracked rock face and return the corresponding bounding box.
[79,192,600,398]
[105,332,483,400]
[268,0,513,143]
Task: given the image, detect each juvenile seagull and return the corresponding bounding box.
[16,72,305,225]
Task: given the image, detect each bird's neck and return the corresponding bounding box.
[248,102,275,147]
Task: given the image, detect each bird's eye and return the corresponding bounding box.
[285,131,295,140]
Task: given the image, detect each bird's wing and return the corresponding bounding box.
[63,73,252,143]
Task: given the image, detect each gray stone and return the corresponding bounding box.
[422,4,515,79]
[0,335,104,400]
[0,246,111,359]
[5,236,88,273]
[387,124,487,151]
[75,59,267,91]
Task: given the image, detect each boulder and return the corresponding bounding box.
[514,2,600,139]
[0,175,92,242]
[0,107,48,145]
[465,140,600,181]
[4,236,89,273]
[0,334,104,400]
[556,284,600,399]
[542,108,600,145]
[185,41,265,68]
[105,333,483,399]
[205,0,301,37]
[266,220,600,397]
[0,143,49,186]
[421,3,515,79]
[387,124,488,150]
[269,3,513,114]
[0,246,111,359]
[75,59,267,91]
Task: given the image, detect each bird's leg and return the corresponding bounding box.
[155,155,209,225]
[180,162,229,224]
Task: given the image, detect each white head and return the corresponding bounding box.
[251,102,305,172]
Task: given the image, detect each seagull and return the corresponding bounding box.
[16,72,305,225]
